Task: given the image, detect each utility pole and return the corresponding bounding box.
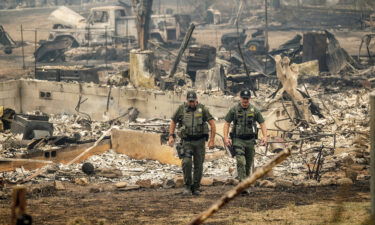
[20,25,25,69]
[264,0,269,74]
[371,91,375,220]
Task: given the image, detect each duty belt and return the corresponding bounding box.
[183,135,206,141]
[235,134,256,140]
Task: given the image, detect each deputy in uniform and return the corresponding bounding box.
[168,91,216,195]
[223,90,267,186]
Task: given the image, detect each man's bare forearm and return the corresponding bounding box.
[223,122,230,139]
[260,122,267,137]
[208,119,216,141]
[169,120,176,135]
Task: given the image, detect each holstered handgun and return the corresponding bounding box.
[175,141,184,159]
[226,144,236,158]
[227,133,236,157]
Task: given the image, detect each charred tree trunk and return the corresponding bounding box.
[274,55,311,122]
[132,0,154,50]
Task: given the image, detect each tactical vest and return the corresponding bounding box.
[178,104,209,139]
[231,104,257,139]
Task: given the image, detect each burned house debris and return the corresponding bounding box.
[0,25,19,54]
[34,5,191,63]
[0,0,375,224]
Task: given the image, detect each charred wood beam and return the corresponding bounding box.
[169,23,195,78]
[237,42,257,96]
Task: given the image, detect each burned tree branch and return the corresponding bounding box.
[187,148,291,225]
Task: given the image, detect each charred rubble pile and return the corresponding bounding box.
[260,88,371,188]
[0,0,113,10]
[0,81,371,192]
[1,28,374,193]
[0,2,374,197]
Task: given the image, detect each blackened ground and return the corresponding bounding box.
[0,181,371,225]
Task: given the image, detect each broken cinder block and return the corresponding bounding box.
[54,180,65,190]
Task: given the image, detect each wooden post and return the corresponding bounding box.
[371,91,375,219]
[11,186,26,225]
[20,25,25,69]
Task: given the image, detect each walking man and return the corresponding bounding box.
[223,90,267,189]
[168,91,216,195]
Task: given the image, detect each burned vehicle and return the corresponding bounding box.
[0,25,17,54]
[35,6,190,62]
[47,6,188,47]
[219,29,268,54]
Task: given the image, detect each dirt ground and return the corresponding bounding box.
[0,181,372,225]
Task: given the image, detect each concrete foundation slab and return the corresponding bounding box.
[111,128,181,166]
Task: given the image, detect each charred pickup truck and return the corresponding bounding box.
[35,6,190,62]
[47,6,188,47]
